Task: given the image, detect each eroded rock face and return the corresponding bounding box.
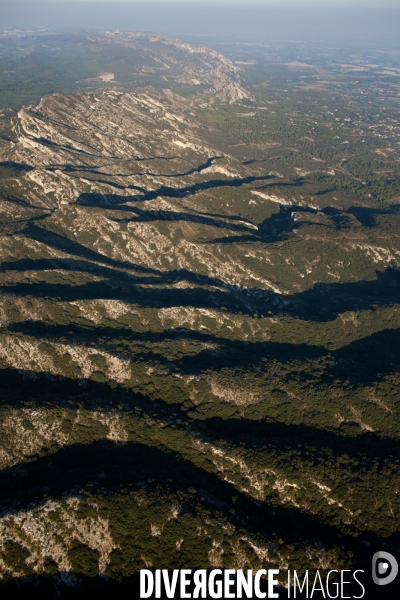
[105,31,253,103]
[0,87,281,292]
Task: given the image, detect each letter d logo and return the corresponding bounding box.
[372,551,398,586]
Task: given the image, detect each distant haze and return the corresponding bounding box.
[1,2,400,44]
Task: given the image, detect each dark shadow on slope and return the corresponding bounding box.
[47,164,101,173]
[0,367,152,412]
[108,206,254,232]
[5,311,400,389]
[207,233,259,244]
[8,320,327,374]
[32,136,115,158]
[163,328,400,387]
[256,204,296,241]
[320,206,354,230]
[315,187,336,196]
[291,268,400,321]
[332,327,400,382]
[0,439,393,560]
[76,174,274,206]
[346,204,400,227]
[27,108,79,132]
[0,367,397,472]
[2,262,400,322]
[256,177,306,190]
[124,155,222,178]
[210,204,300,244]
[0,257,242,293]
[0,256,261,292]
[198,417,400,468]
[82,178,135,191]
[0,258,128,280]
[0,161,34,176]
[134,156,179,162]
[22,223,161,275]
[0,276,269,311]
[210,202,400,246]
[192,210,255,225]
[78,155,223,179]
[0,193,45,210]
[159,155,223,177]
[209,204,320,245]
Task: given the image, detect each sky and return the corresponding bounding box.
[2,0,399,5]
[1,1,399,43]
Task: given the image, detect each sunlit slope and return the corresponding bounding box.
[0,30,251,111]
[0,86,399,587]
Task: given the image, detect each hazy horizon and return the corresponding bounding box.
[1,2,400,45]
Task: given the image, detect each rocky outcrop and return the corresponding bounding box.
[105,31,253,103]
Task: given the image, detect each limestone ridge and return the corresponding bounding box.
[0,88,278,290]
[105,31,253,103]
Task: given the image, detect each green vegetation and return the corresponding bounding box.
[0,30,399,598]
